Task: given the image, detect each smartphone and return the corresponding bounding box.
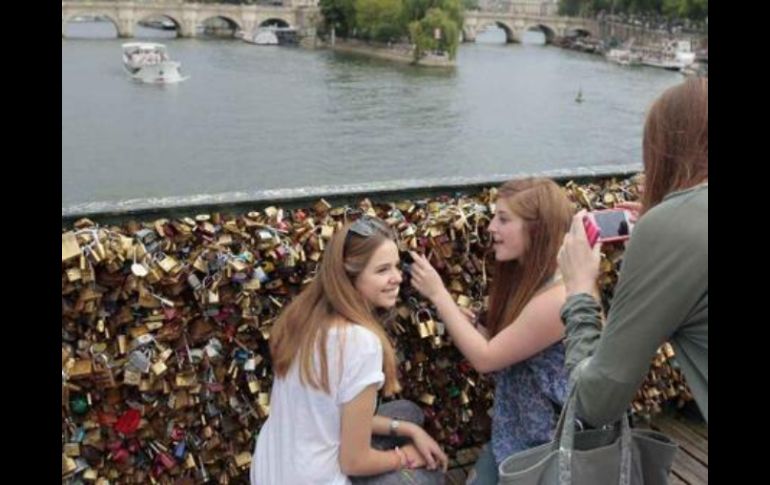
[583,209,633,247]
[399,250,415,279]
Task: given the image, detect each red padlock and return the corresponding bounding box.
[163,307,178,321]
[111,447,130,464]
[98,411,117,427]
[126,438,141,454]
[114,409,141,435]
[106,440,124,452]
[151,461,165,479]
[276,220,290,232]
[170,426,186,442]
[423,407,437,421]
[156,451,177,471]
[207,382,224,393]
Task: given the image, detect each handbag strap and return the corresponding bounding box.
[556,358,633,485]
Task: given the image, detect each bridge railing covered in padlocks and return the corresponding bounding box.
[62,172,694,483]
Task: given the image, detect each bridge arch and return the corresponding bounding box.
[201,15,242,30]
[259,17,292,28]
[135,13,182,37]
[200,15,242,36]
[525,24,557,44]
[477,21,516,43]
[62,12,120,38]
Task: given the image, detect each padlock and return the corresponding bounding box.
[91,354,116,389]
[128,349,153,374]
[68,359,93,379]
[151,360,167,376]
[413,309,437,339]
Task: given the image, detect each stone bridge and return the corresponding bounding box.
[62,1,321,38]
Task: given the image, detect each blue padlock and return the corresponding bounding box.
[174,440,186,461]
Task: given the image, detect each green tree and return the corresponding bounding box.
[663,0,707,20]
[403,0,463,24]
[320,0,357,37]
[409,7,459,60]
[355,0,406,41]
[559,0,583,15]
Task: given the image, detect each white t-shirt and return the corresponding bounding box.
[251,324,385,485]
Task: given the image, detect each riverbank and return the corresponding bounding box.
[325,38,456,67]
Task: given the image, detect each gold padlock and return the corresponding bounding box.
[263,261,276,273]
[145,267,162,285]
[264,206,279,219]
[124,369,141,386]
[265,279,285,291]
[66,268,82,282]
[80,265,94,284]
[158,255,179,273]
[428,226,443,238]
[461,408,473,423]
[158,348,173,362]
[456,295,472,308]
[62,454,77,476]
[184,452,197,470]
[396,201,415,214]
[68,359,93,379]
[229,258,248,272]
[129,324,150,340]
[449,279,464,293]
[419,393,436,406]
[193,256,209,273]
[243,278,261,291]
[414,309,435,339]
[234,452,252,468]
[320,224,335,240]
[314,198,331,215]
[62,232,81,262]
[138,377,153,392]
[63,443,80,457]
[257,404,270,418]
[151,361,168,376]
[174,390,190,409]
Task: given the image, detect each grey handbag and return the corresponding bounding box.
[498,360,679,485]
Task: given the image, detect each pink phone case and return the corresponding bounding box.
[583,216,601,247]
[583,210,632,246]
